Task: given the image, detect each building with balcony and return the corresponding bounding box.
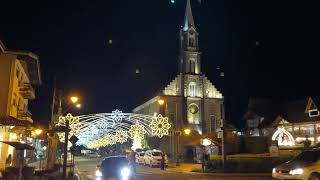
[0,40,41,170]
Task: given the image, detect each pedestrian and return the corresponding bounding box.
[128,150,137,173]
[160,152,165,170]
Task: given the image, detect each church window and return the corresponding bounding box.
[190,60,195,73]
[189,38,194,47]
[189,82,196,97]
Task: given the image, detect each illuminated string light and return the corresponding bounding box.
[150,114,171,138]
[272,127,295,146]
[57,113,81,143]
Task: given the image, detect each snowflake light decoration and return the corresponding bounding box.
[111,109,125,123]
[149,114,171,138]
[115,129,129,144]
[128,123,146,139]
[57,113,81,142]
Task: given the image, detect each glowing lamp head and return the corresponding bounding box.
[76,104,81,108]
[34,129,43,136]
[158,99,165,106]
[70,96,79,104]
[184,129,191,135]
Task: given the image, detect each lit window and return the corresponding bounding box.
[189,82,196,97]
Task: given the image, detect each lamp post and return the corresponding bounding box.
[158,98,191,167]
[60,96,80,179]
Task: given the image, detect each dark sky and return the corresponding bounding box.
[1,0,319,128]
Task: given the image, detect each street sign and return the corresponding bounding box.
[69,135,79,145]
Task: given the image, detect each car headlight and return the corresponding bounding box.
[289,168,303,175]
[272,168,276,174]
[121,167,130,177]
[95,169,102,177]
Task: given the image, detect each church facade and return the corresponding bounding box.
[133,0,224,162]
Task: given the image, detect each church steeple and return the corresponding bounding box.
[183,0,196,31]
[179,0,201,75]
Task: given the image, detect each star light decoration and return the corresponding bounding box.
[57,113,81,142]
[149,114,171,138]
[111,109,125,123]
[115,129,129,144]
[128,123,146,139]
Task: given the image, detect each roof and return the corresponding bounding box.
[183,0,196,31]
[246,97,320,128]
[0,141,34,150]
[280,97,320,123]
[0,40,41,85]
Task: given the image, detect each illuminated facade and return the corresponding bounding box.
[133,0,224,162]
[246,97,320,147]
[133,0,223,135]
[0,40,41,170]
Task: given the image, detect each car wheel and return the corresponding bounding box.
[309,173,320,180]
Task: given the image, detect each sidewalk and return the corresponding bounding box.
[166,163,271,177]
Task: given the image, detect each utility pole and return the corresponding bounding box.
[62,120,69,179]
[221,103,226,168]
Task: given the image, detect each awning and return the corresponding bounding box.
[0,141,34,150]
[0,116,32,127]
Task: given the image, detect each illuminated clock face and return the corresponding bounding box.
[188,104,199,114]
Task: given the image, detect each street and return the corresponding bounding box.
[74,156,272,180]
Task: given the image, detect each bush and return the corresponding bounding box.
[206,156,292,172]
[243,137,268,153]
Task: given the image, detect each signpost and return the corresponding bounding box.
[69,135,78,176]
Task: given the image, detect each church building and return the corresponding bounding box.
[133,0,224,162]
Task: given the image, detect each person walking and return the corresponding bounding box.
[160,152,165,170]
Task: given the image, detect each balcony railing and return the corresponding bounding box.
[19,82,35,100]
[17,110,33,123]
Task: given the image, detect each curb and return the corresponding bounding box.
[166,169,271,177]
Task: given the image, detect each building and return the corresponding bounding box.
[133,0,224,161]
[0,40,41,170]
[244,97,320,148]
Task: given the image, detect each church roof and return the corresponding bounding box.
[183,0,196,31]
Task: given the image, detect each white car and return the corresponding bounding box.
[87,152,101,158]
[272,150,320,180]
[144,150,168,167]
[135,152,145,164]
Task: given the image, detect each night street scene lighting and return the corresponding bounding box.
[0,0,319,179]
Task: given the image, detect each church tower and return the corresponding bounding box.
[179,0,201,75]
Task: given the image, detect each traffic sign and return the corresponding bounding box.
[69,135,79,145]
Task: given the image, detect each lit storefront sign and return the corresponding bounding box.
[272,127,295,146]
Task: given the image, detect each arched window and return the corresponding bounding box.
[190,60,195,73]
[189,82,196,97]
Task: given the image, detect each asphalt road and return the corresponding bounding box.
[74,156,272,180]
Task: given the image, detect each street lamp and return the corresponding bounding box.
[184,128,191,135]
[75,104,81,109]
[158,99,165,106]
[70,96,79,104]
[34,129,43,136]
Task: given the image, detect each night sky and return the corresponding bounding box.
[1,0,319,128]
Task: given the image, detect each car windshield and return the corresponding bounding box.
[140,153,145,156]
[292,151,320,163]
[152,152,162,156]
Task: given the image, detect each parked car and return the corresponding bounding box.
[272,149,320,180]
[95,156,132,180]
[87,152,101,158]
[144,150,168,167]
[135,152,145,164]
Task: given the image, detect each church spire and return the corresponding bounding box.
[183,0,196,31]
